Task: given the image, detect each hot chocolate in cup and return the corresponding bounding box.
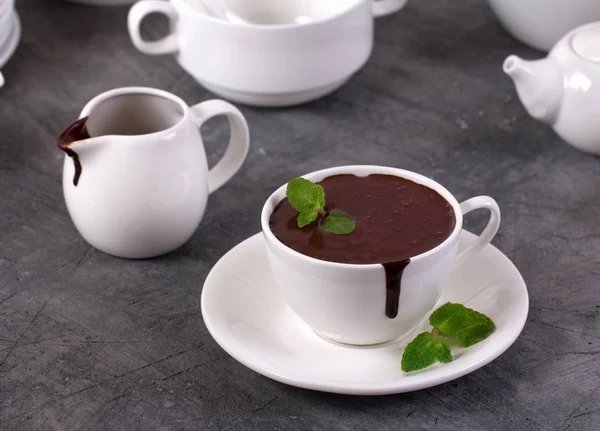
[261,165,501,346]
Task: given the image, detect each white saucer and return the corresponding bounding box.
[0,12,20,70]
[201,232,529,395]
[197,77,350,107]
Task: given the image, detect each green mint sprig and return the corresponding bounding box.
[401,303,496,372]
[286,178,355,235]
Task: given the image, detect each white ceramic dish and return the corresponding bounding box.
[0,0,15,15]
[128,0,408,107]
[201,232,529,395]
[0,27,12,51]
[65,0,137,5]
[0,5,13,25]
[489,0,600,52]
[197,78,351,108]
[0,13,10,28]
[0,24,10,51]
[0,12,20,70]
[0,0,16,50]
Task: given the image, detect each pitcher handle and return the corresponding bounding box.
[373,0,408,17]
[455,196,501,267]
[190,100,250,194]
[128,0,179,55]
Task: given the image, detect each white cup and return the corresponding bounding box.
[127,0,408,107]
[261,166,501,345]
[489,0,600,52]
[60,87,250,259]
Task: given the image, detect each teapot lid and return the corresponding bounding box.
[572,23,600,62]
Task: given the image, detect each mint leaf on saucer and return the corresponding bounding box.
[401,332,437,372]
[434,337,452,363]
[429,303,496,347]
[286,178,325,213]
[321,211,356,235]
[401,303,495,372]
[401,331,451,372]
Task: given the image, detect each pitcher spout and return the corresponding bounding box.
[503,55,563,125]
[58,117,106,186]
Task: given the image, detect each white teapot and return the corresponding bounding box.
[504,22,600,155]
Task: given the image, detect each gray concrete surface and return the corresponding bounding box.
[1,0,599,429]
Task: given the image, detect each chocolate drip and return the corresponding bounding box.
[383,260,410,318]
[57,117,90,186]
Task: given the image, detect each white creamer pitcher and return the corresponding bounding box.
[58,87,250,259]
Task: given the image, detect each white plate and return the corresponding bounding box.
[201,232,529,395]
[0,12,20,70]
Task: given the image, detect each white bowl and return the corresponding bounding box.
[489,0,600,51]
[128,0,408,106]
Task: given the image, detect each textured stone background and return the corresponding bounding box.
[1,0,599,430]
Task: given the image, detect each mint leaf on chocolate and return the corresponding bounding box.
[286,178,325,213]
[401,303,495,372]
[321,211,356,235]
[285,178,355,234]
[297,210,319,228]
[429,303,496,347]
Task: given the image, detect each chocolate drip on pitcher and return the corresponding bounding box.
[57,117,90,186]
[382,260,410,318]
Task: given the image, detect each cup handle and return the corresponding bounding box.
[372,0,408,17]
[128,0,179,55]
[190,100,250,194]
[455,196,501,267]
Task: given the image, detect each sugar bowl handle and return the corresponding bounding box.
[190,100,250,194]
[372,0,408,17]
[455,196,501,267]
[128,0,179,55]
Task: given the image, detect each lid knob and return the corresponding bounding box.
[572,24,600,62]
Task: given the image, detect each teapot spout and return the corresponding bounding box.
[503,55,563,124]
[58,117,106,186]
